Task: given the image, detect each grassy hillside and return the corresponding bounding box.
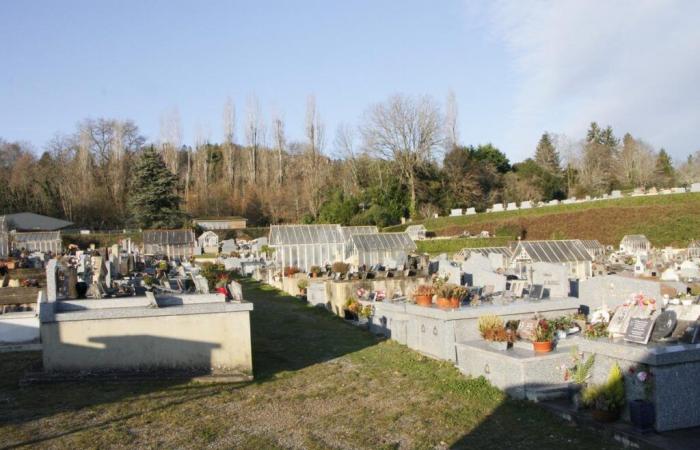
[389,193,700,248]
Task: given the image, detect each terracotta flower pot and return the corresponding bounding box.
[449,297,460,308]
[436,297,452,309]
[533,341,553,353]
[415,294,433,306]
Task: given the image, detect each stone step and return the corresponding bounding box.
[525,383,571,403]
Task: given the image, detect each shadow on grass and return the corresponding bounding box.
[0,277,378,447]
[240,277,380,381]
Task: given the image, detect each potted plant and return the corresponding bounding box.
[562,347,596,410]
[628,365,655,432]
[478,315,513,351]
[284,266,300,277]
[332,261,350,279]
[309,265,322,278]
[533,319,554,352]
[583,363,625,423]
[450,286,468,309]
[357,304,373,325]
[573,313,587,333]
[344,297,361,320]
[413,284,435,307]
[297,279,309,296]
[583,322,609,339]
[436,283,458,309]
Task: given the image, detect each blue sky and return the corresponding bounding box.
[1,1,698,162]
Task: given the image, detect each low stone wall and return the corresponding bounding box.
[40,295,254,377]
[455,339,577,399]
[0,311,39,344]
[262,271,430,317]
[578,338,700,432]
[370,298,581,362]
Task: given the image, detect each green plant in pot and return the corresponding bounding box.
[344,297,361,320]
[436,283,459,309]
[413,284,435,307]
[478,315,513,351]
[297,279,309,295]
[332,261,350,279]
[533,319,554,352]
[562,346,595,410]
[309,265,322,278]
[582,363,625,423]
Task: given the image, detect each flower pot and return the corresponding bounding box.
[591,408,620,423]
[415,294,433,307]
[449,297,460,308]
[533,341,553,353]
[488,340,509,351]
[629,400,655,432]
[436,297,452,309]
[311,273,317,278]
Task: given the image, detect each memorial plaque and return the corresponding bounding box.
[517,319,538,341]
[607,305,634,336]
[529,285,544,300]
[651,310,677,342]
[624,317,655,344]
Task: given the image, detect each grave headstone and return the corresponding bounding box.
[492,203,504,212]
[672,187,686,194]
[466,207,476,215]
[607,304,637,336]
[506,202,518,210]
[450,208,463,216]
[46,259,58,302]
[611,190,622,198]
[307,283,328,307]
[228,280,243,301]
[531,262,569,297]
[529,284,544,299]
[624,315,657,344]
[691,183,700,193]
[520,201,532,209]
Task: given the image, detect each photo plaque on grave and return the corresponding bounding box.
[624,317,655,345]
[651,310,677,342]
[517,319,538,341]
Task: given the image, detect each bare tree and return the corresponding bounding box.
[302,95,327,218]
[334,123,360,193]
[362,94,443,216]
[222,97,236,184]
[444,89,459,151]
[159,108,182,174]
[271,112,286,185]
[245,94,265,184]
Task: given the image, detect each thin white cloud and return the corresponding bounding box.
[482,0,700,161]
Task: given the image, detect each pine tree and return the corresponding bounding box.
[128,146,184,229]
[534,132,560,172]
[655,148,675,188]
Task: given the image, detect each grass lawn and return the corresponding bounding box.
[416,237,512,256]
[386,192,700,247]
[0,280,620,449]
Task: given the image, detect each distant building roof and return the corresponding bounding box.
[513,240,592,263]
[621,235,651,244]
[579,240,605,253]
[341,226,379,241]
[1,212,73,231]
[194,217,247,221]
[456,246,513,260]
[269,224,345,246]
[143,229,195,245]
[350,232,416,252]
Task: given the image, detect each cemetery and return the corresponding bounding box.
[3,219,700,445]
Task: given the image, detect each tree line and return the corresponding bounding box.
[1,93,698,229]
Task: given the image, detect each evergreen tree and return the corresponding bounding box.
[655,148,676,188]
[534,132,560,172]
[128,146,184,229]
